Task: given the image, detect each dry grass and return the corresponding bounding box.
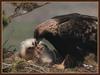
[2,51,98,74]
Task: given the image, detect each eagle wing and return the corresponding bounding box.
[52,13,97,42]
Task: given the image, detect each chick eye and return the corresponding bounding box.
[32,41,37,47]
[32,42,35,46]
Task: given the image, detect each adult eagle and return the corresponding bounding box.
[34,13,97,69]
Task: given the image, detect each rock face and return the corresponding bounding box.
[34,13,97,68]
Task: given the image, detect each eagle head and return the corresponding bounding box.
[34,19,58,43]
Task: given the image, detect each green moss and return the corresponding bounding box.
[3,15,9,28]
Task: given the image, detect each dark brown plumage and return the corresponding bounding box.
[34,13,97,68]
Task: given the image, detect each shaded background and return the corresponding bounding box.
[2,2,98,51]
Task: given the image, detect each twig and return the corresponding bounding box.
[3,40,9,47]
[2,63,12,70]
[29,64,47,72]
[25,67,45,73]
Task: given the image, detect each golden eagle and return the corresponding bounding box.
[34,13,97,69]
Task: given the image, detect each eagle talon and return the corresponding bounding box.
[52,64,65,70]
